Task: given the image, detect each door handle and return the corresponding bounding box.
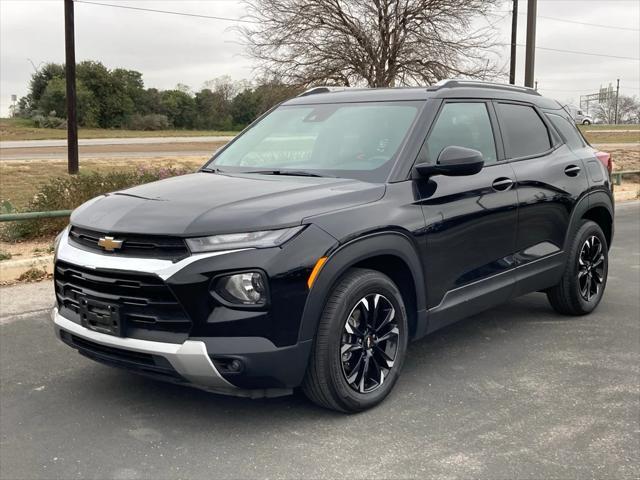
[492,177,514,191]
[564,165,581,177]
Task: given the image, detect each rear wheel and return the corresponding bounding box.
[302,268,408,412]
[547,220,608,315]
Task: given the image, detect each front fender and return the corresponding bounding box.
[298,231,427,342]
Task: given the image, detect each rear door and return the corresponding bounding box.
[496,101,589,294]
[417,100,519,332]
[545,111,610,191]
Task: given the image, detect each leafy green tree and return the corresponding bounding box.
[194,89,233,130]
[19,59,301,131]
[38,78,66,117]
[230,88,262,127]
[39,77,99,127]
[138,88,163,116]
[29,63,65,106]
[159,90,196,128]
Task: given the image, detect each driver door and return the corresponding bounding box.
[416,100,519,332]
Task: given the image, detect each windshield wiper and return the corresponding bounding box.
[200,167,226,174]
[244,169,328,178]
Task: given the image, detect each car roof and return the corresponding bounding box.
[283,80,563,110]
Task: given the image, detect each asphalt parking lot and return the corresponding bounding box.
[1,202,638,480]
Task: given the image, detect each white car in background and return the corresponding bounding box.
[564,105,594,125]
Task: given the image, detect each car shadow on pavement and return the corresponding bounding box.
[52,291,583,422]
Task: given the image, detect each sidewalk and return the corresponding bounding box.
[0,280,54,324]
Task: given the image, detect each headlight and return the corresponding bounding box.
[213,272,267,305]
[186,226,304,253]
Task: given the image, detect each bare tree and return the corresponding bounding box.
[595,95,640,124]
[239,0,503,87]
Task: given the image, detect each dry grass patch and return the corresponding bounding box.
[0,118,237,141]
[1,155,206,209]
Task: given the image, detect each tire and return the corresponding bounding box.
[582,119,591,125]
[302,268,409,413]
[547,220,608,315]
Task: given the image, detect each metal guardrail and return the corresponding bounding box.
[612,170,640,186]
[0,210,72,222]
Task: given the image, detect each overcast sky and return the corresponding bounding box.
[1,0,639,116]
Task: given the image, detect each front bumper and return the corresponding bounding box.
[52,225,335,396]
[53,307,296,398]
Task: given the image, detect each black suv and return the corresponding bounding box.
[53,80,613,412]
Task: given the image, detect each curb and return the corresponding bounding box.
[614,190,639,203]
[0,255,54,283]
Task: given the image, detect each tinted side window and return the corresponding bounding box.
[496,103,551,158]
[426,102,497,164]
[546,113,586,150]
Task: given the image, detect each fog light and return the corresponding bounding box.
[229,359,243,372]
[211,357,244,374]
[214,272,267,305]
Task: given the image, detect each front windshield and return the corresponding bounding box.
[207,101,423,182]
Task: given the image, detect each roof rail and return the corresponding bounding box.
[428,79,541,96]
[298,86,364,97]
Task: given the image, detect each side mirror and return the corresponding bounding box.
[414,146,485,178]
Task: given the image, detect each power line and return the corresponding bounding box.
[497,10,639,31]
[73,0,258,24]
[516,44,640,61]
[524,12,639,31]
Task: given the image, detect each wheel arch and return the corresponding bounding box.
[298,231,427,342]
[565,190,614,251]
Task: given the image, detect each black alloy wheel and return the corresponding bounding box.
[547,220,608,315]
[577,235,605,302]
[340,293,400,394]
[303,268,408,412]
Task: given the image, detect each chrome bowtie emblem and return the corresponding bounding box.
[97,236,124,251]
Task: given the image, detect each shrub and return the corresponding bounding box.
[31,114,66,129]
[17,266,48,282]
[127,113,170,130]
[4,166,192,240]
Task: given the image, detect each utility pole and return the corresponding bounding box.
[509,0,518,84]
[524,0,537,88]
[64,0,79,175]
[614,78,620,125]
[534,80,538,91]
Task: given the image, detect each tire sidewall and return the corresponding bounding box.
[325,273,408,411]
[569,221,608,313]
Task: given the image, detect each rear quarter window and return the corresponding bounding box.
[496,103,552,159]
[546,113,587,150]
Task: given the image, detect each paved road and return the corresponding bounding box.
[0,136,236,149]
[0,138,232,162]
[0,149,218,162]
[1,203,639,479]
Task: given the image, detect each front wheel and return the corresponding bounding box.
[582,119,592,125]
[302,268,408,412]
[547,220,608,315]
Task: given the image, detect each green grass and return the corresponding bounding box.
[0,118,238,141]
[579,124,640,131]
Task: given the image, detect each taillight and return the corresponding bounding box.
[595,151,612,173]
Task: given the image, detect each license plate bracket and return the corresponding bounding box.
[79,297,123,336]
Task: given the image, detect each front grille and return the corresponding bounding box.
[69,226,189,261]
[59,331,185,381]
[55,261,191,335]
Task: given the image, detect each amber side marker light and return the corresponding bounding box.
[307,257,328,289]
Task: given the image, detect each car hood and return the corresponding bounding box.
[70,172,385,236]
